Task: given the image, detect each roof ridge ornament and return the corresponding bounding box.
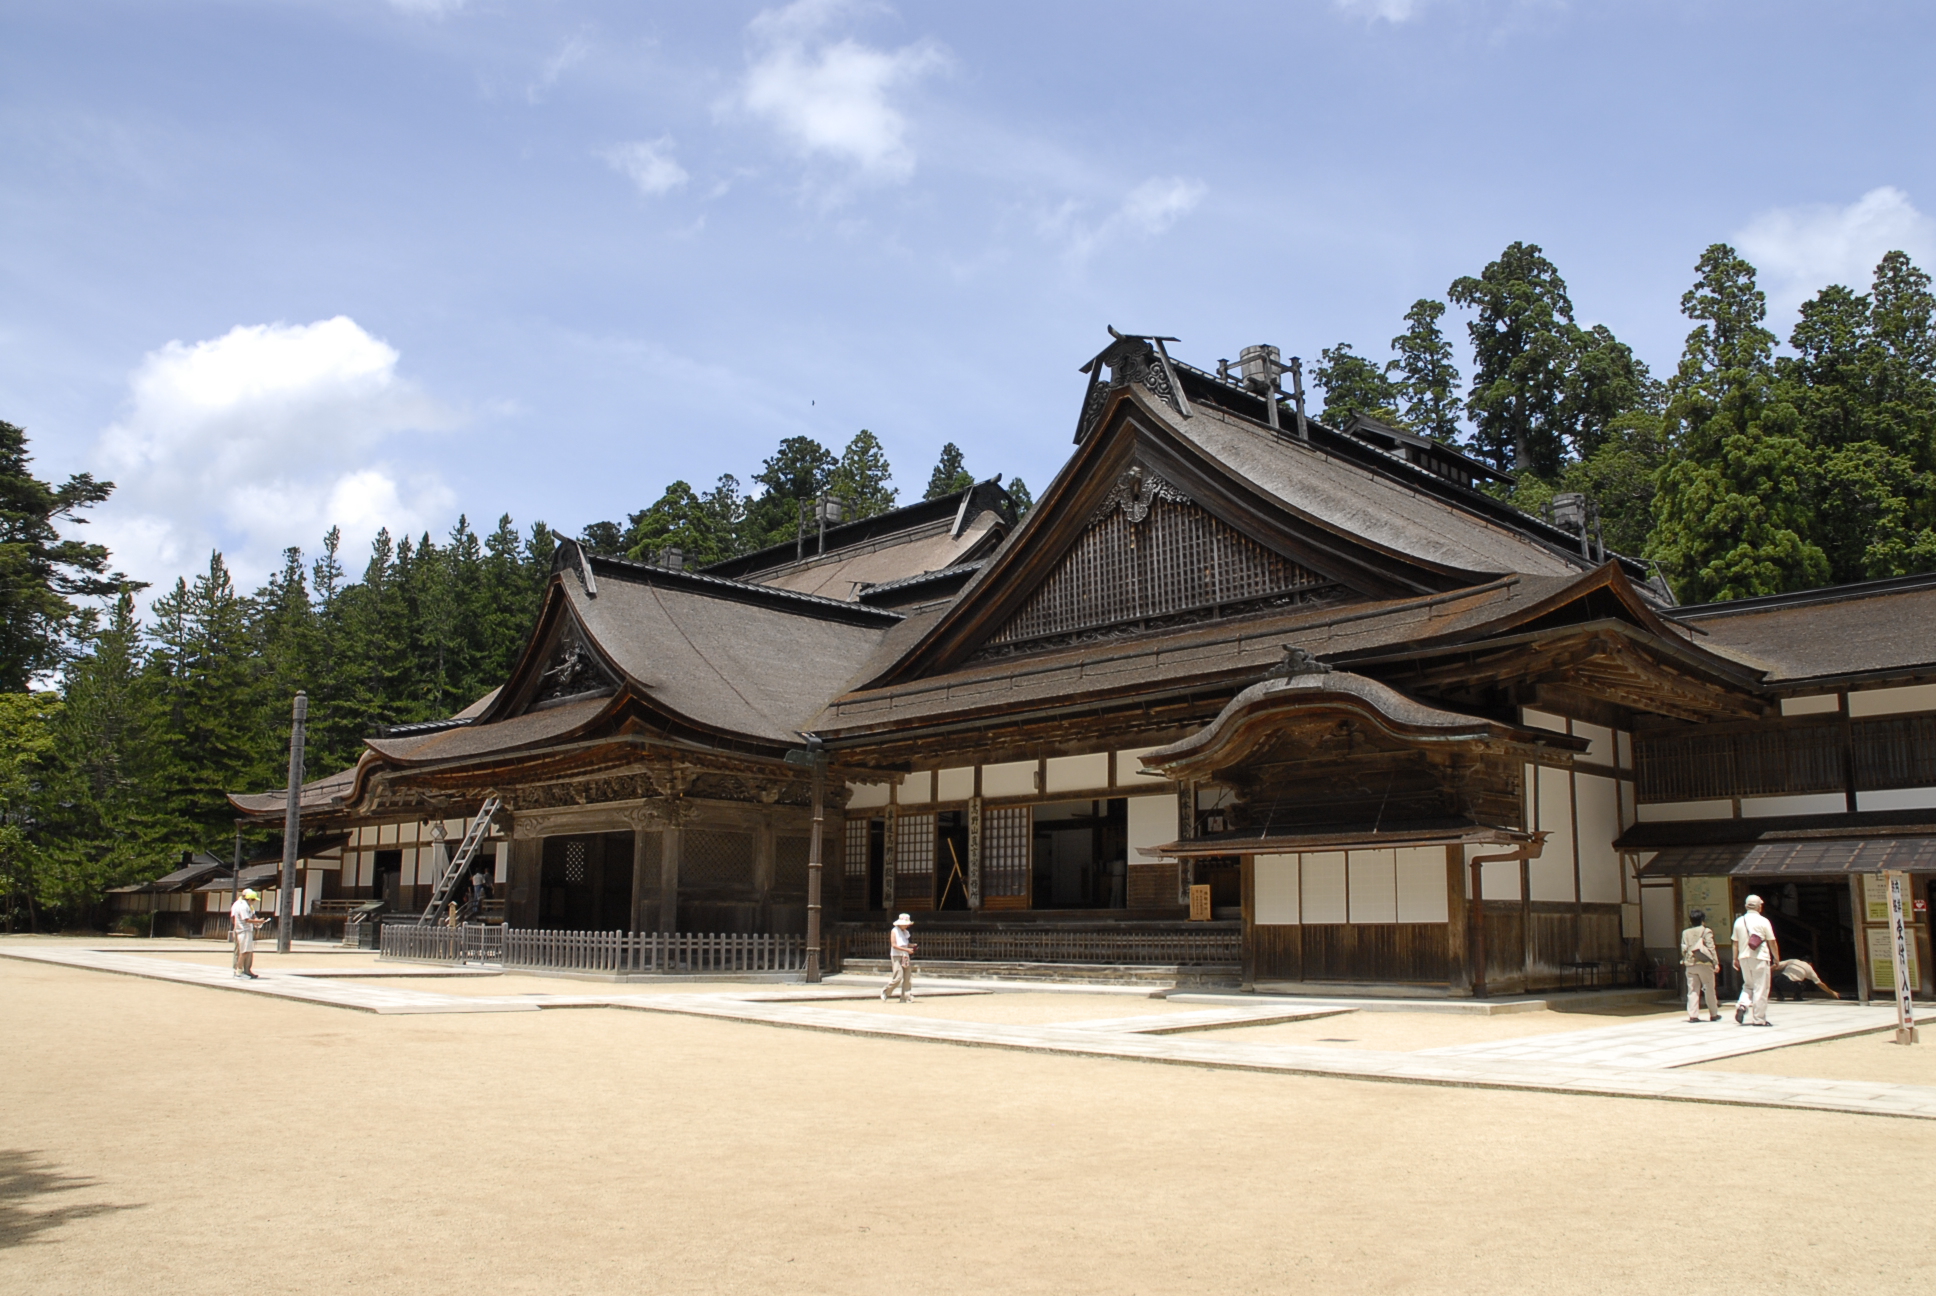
[1269,645,1332,678]
[1074,328,1190,442]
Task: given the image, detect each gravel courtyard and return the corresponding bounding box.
[3,943,1931,1296]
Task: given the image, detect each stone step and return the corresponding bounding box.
[840,957,1240,987]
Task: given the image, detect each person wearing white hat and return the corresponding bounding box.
[230,888,268,980]
[1731,894,1779,1025]
[881,913,917,1003]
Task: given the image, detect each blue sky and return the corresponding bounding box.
[4,0,1933,594]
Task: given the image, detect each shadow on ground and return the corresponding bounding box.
[0,1149,138,1248]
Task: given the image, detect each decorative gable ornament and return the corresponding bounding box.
[1075,331,1191,443]
[1095,465,1188,525]
[532,624,618,706]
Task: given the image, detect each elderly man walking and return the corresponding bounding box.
[880,913,917,1003]
[230,888,268,980]
[1731,894,1780,1026]
[1681,908,1722,1022]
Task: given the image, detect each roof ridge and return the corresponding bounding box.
[585,552,905,625]
[1669,569,1936,618]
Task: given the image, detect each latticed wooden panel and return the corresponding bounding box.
[1635,725,1845,802]
[982,806,1029,898]
[990,497,1331,646]
[681,830,755,889]
[895,813,935,901]
[844,818,871,879]
[773,836,811,892]
[1853,715,1936,790]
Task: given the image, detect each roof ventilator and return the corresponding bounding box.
[1543,492,1605,563]
[1230,345,1308,441]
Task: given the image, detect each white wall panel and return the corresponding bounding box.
[1521,707,1566,733]
[1347,849,1397,924]
[1301,852,1347,924]
[935,767,975,801]
[1394,846,1447,923]
[1573,721,1612,764]
[1858,786,1936,811]
[982,761,1036,798]
[1635,799,1733,822]
[1114,748,1166,784]
[847,782,890,809]
[1529,766,1576,901]
[1125,794,1177,864]
[1254,854,1299,925]
[1575,773,1624,904]
[1640,883,1677,948]
[1780,693,1840,716]
[1044,753,1109,793]
[899,771,933,805]
[1848,682,1936,716]
[1741,792,1845,818]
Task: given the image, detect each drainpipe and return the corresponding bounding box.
[1464,832,1548,999]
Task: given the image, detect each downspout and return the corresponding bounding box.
[1463,832,1548,999]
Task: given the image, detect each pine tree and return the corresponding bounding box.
[745,437,836,549]
[1006,478,1034,519]
[1449,242,1579,477]
[924,443,972,499]
[0,690,59,930]
[1312,343,1405,429]
[1389,299,1463,442]
[0,420,122,689]
[1649,244,1827,601]
[828,430,897,518]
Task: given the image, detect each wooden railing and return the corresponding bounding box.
[378,923,811,975]
[836,925,1240,967]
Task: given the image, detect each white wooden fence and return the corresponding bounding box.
[379,923,811,975]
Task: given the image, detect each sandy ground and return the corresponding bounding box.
[1211,1004,1689,1051]
[4,951,1933,1296]
[1694,1029,1936,1084]
[827,992,1195,1024]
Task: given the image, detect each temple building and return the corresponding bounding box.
[231,331,1935,1000]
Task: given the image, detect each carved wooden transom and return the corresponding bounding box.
[977,468,1345,658]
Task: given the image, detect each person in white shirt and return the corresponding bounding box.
[1731,894,1780,1026]
[1680,909,1721,1022]
[230,888,267,979]
[880,913,917,1003]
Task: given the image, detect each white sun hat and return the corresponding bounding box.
[893,913,913,926]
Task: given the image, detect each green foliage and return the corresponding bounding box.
[828,430,897,518]
[1312,343,1404,429]
[744,436,838,551]
[0,420,123,689]
[925,442,973,500]
[1649,244,1828,601]
[577,521,625,556]
[1006,477,1034,519]
[1389,299,1463,442]
[624,476,746,567]
[0,690,59,930]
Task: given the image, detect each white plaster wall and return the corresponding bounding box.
[1114,748,1166,785]
[1781,694,1841,716]
[1045,753,1109,794]
[1573,721,1613,764]
[1346,849,1397,923]
[1576,773,1623,904]
[899,771,933,805]
[1741,792,1845,818]
[1858,786,1936,811]
[1394,846,1447,923]
[1848,682,1936,716]
[983,761,1036,798]
[1636,799,1733,822]
[1254,853,1299,924]
[1521,707,1566,733]
[1640,883,1678,949]
[1301,852,1347,924]
[935,767,975,801]
[1530,765,1576,901]
[1125,794,1177,864]
[847,782,890,809]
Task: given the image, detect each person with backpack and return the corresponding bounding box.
[1731,894,1780,1026]
[1680,908,1722,1021]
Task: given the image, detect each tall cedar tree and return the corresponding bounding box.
[0,420,122,689]
[828,430,897,517]
[745,436,837,550]
[925,443,972,499]
[1312,343,1404,428]
[1389,299,1463,442]
[1648,244,1827,601]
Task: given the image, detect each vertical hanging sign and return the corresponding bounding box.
[1885,870,1919,1045]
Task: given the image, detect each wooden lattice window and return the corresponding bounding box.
[1853,715,1936,791]
[682,830,754,889]
[990,496,1332,647]
[982,806,1030,899]
[1635,725,1845,802]
[845,819,872,879]
[564,840,587,884]
[896,813,935,901]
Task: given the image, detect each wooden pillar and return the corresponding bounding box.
[1850,873,1871,1005]
[881,807,897,911]
[1239,855,1256,992]
[966,794,983,909]
[1520,855,1535,990]
[660,827,682,933]
[506,836,542,929]
[755,815,776,931]
[1445,844,1472,996]
[627,820,654,934]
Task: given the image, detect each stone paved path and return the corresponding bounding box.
[8,944,1934,1120]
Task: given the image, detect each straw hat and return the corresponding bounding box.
[242,889,260,901]
[893,913,913,927]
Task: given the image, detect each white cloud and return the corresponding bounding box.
[601,137,689,197]
[737,0,946,181]
[1735,186,1936,312]
[92,317,456,595]
[527,33,592,104]
[1040,175,1207,262]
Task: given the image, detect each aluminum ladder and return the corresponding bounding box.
[418,796,502,924]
